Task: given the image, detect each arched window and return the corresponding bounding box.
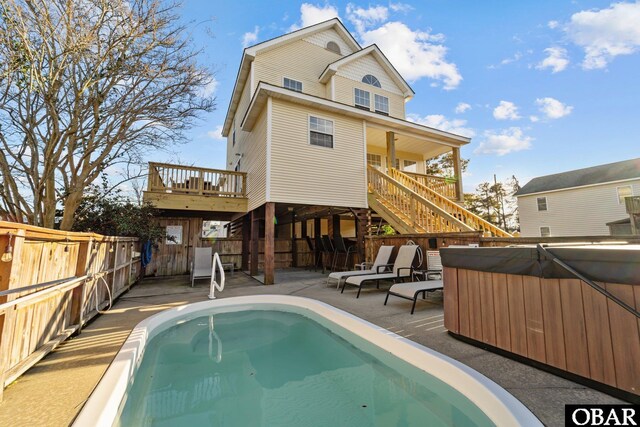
[326,41,341,55]
[362,74,381,88]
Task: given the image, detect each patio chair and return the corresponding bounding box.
[342,244,419,298]
[305,236,315,269]
[314,235,330,272]
[191,247,213,287]
[384,251,444,314]
[331,235,356,272]
[321,235,335,273]
[326,245,394,288]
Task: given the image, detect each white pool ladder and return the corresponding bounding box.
[208,252,225,300]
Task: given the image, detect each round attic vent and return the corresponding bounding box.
[326,41,341,55]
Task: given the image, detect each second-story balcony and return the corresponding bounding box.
[143,162,248,214]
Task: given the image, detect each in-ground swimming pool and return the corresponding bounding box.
[75,296,541,426]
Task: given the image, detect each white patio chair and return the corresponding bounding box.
[342,245,419,298]
[191,247,213,287]
[326,245,394,288]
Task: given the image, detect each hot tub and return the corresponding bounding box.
[74,296,541,426]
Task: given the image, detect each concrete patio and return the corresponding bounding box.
[0,269,623,426]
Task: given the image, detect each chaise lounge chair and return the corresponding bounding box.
[191,247,213,287]
[342,245,419,298]
[326,245,394,288]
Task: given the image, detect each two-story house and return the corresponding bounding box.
[143,19,510,283]
[516,158,640,237]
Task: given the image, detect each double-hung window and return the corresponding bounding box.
[540,226,551,237]
[283,77,302,92]
[367,153,381,168]
[536,197,548,211]
[616,185,632,204]
[309,116,334,148]
[374,94,389,115]
[354,88,370,110]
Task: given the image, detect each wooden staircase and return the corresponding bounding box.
[367,165,512,237]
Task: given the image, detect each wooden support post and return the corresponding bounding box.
[301,219,308,267]
[314,218,321,268]
[452,147,464,203]
[354,210,367,264]
[386,131,396,171]
[241,215,250,271]
[331,214,341,240]
[250,209,259,276]
[291,212,298,268]
[264,202,275,285]
[71,238,92,331]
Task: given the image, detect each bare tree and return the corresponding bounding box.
[0,0,215,229]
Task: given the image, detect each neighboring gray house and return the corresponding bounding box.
[515,158,640,237]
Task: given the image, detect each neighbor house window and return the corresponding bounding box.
[616,185,632,204]
[232,129,236,146]
[367,153,381,168]
[354,88,370,110]
[283,77,302,92]
[309,116,333,148]
[403,160,417,172]
[537,197,548,211]
[362,74,381,88]
[374,94,389,115]
[540,226,551,237]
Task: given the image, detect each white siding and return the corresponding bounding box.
[253,39,339,98]
[334,75,405,119]
[336,54,404,95]
[517,179,640,236]
[269,98,367,208]
[302,29,355,56]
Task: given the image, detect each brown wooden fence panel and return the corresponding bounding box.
[0,222,140,395]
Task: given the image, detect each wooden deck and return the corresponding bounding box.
[143,162,248,214]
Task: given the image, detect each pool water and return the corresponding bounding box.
[117,310,495,426]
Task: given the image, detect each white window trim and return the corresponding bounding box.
[354,88,371,110]
[307,114,334,149]
[536,196,548,212]
[616,185,633,205]
[283,76,303,92]
[367,153,382,168]
[540,226,551,237]
[374,93,389,114]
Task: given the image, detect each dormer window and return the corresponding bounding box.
[362,74,381,88]
[326,41,341,55]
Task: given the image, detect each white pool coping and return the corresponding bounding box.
[74,295,542,427]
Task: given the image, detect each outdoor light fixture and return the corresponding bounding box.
[1,233,13,263]
[64,237,70,252]
[109,245,114,253]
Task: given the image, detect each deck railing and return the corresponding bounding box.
[388,168,512,237]
[367,166,471,233]
[147,162,247,197]
[402,171,458,199]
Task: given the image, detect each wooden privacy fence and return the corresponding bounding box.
[0,222,140,396]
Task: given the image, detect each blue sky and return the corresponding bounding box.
[158,1,640,192]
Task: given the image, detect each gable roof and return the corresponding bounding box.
[515,158,640,196]
[318,45,415,99]
[222,18,361,137]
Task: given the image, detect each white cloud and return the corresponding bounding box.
[389,3,414,13]
[242,26,259,48]
[359,21,462,89]
[536,47,569,73]
[454,102,471,114]
[346,4,388,33]
[488,51,524,69]
[207,125,225,141]
[535,97,573,119]
[408,114,475,138]
[565,1,640,69]
[548,20,559,29]
[474,127,533,156]
[529,115,539,122]
[200,76,218,98]
[493,101,521,120]
[289,3,339,31]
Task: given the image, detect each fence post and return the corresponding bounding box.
[70,238,92,332]
[0,229,26,398]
